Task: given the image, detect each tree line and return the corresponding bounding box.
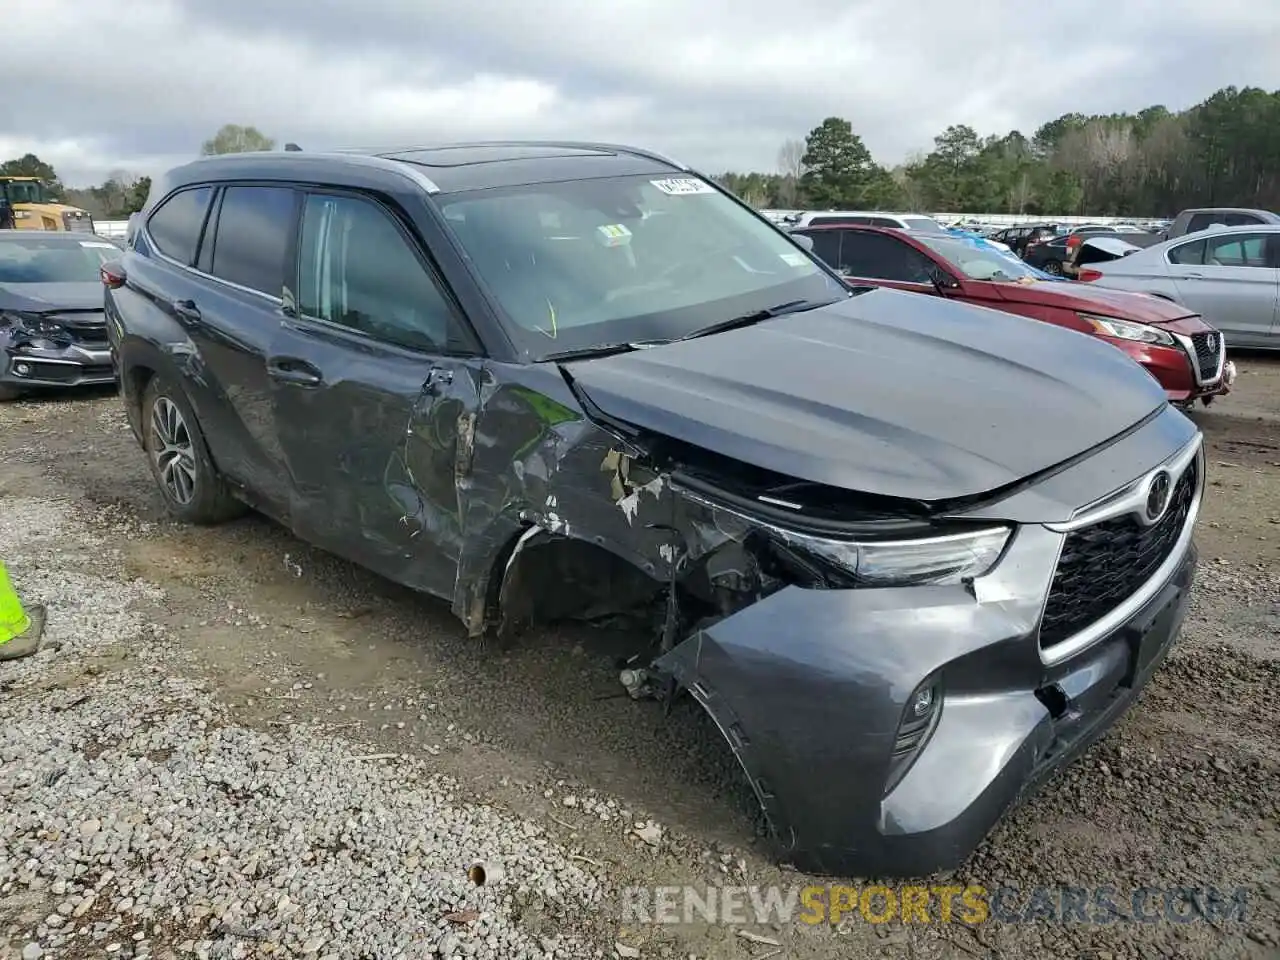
[0,124,276,220]
[7,90,1280,221]
[715,85,1280,217]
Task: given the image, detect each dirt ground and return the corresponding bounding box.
[2,354,1278,959]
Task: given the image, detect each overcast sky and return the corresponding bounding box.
[5,0,1280,187]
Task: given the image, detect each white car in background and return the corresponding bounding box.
[1077,224,1280,350]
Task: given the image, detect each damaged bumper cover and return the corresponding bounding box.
[649,426,1204,878]
[1,320,115,392]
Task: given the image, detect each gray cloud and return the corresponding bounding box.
[3,0,1279,185]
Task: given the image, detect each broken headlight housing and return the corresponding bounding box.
[775,526,1011,587]
[0,310,70,347]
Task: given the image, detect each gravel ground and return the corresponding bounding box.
[1,357,1278,959]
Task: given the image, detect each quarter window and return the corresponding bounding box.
[801,231,842,271]
[209,186,296,296]
[297,193,466,353]
[1168,239,1205,265]
[146,187,212,265]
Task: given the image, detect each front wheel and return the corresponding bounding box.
[141,376,244,524]
[1042,260,1064,276]
[0,385,22,402]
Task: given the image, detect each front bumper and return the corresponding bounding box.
[655,433,1203,878]
[1108,332,1232,404]
[2,343,116,391]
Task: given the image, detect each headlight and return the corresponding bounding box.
[776,526,1012,587]
[1079,312,1175,346]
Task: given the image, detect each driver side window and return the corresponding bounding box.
[837,231,935,282]
[297,193,472,353]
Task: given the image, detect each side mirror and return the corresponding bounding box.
[791,233,815,252]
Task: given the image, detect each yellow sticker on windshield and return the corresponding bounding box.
[595,223,632,247]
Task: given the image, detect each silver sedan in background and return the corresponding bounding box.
[1078,224,1279,349]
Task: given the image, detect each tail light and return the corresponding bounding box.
[1077,268,1104,282]
[101,262,126,289]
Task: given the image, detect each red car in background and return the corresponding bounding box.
[791,225,1236,408]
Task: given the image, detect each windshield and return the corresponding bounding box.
[915,235,1041,282]
[438,174,848,360]
[1,180,58,205]
[902,216,944,232]
[0,236,117,284]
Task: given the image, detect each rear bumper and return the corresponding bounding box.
[1,343,116,391]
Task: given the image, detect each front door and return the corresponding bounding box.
[270,189,486,598]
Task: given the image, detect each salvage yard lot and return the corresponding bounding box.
[2,358,1278,959]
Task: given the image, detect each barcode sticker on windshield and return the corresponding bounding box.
[649,178,715,196]
[779,252,808,266]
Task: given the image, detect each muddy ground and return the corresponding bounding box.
[2,355,1277,959]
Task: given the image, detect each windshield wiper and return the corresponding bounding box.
[677,298,827,342]
[542,339,672,363]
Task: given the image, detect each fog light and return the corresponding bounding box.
[911,686,934,718]
[15,363,31,376]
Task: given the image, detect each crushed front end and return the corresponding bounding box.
[603,408,1203,878]
[0,309,116,396]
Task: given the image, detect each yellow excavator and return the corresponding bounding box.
[0,176,95,232]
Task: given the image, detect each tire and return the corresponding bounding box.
[1043,260,1064,276]
[0,385,21,402]
[141,375,244,524]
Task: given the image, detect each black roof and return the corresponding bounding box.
[157,141,686,197]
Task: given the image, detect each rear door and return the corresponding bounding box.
[1166,232,1279,345]
[179,182,299,516]
[269,188,486,596]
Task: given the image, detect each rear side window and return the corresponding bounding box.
[297,192,468,353]
[1224,213,1263,227]
[838,231,935,282]
[866,217,902,228]
[209,185,296,296]
[147,187,212,265]
[1186,214,1221,233]
[1205,233,1269,267]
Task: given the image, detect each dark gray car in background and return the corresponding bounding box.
[102,143,1204,876]
[0,230,120,400]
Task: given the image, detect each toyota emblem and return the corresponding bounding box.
[1144,470,1173,524]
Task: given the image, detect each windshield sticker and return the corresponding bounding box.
[649,178,715,196]
[79,241,117,249]
[779,252,808,267]
[595,223,632,247]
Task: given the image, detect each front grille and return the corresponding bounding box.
[61,210,95,233]
[49,313,108,348]
[1039,459,1197,650]
[1188,331,1222,382]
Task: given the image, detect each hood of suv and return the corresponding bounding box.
[565,287,1168,502]
[988,279,1197,325]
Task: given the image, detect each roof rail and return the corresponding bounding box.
[359,140,691,171]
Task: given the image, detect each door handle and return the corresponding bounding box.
[172,298,201,322]
[1183,272,1205,279]
[267,357,323,386]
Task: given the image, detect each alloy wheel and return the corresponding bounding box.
[150,396,197,505]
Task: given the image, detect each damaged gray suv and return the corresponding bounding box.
[103,143,1203,877]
